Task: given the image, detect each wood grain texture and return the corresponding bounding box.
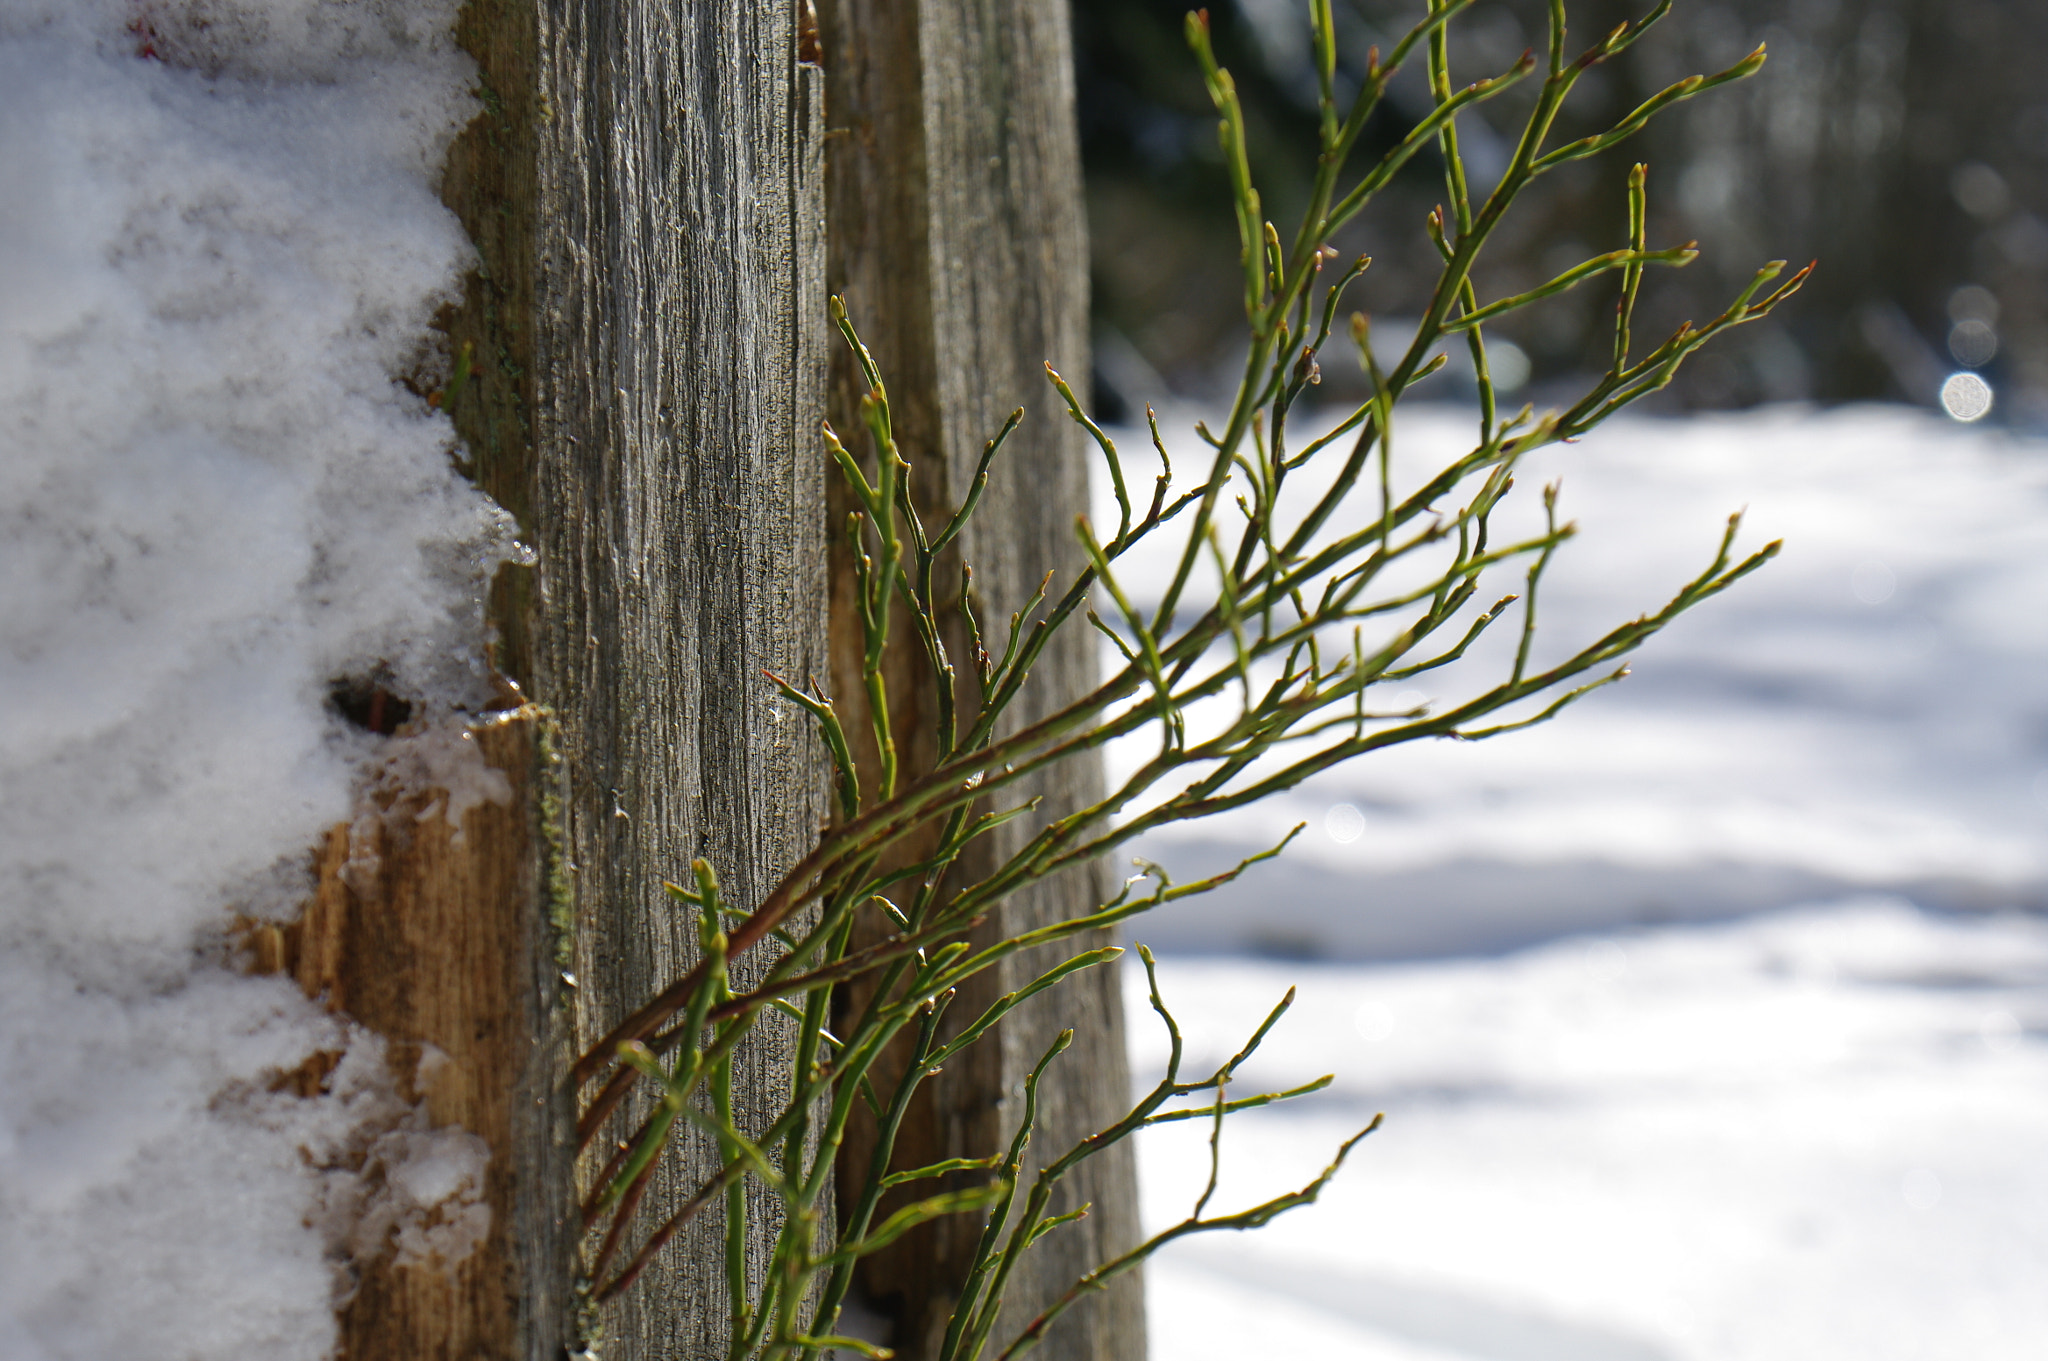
[440,1,830,1355]
[446,0,543,693]
[435,8,583,1359]
[820,2,1147,1357]
[275,711,559,1361]
[526,3,829,1358]
[242,707,564,1359]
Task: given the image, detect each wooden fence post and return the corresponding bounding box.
[297,3,1136,1355]
[819,2,1148,1358]
[346,2,828,1356]
[524,4,828,1356]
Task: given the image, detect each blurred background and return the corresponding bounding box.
[1069,5,2048,1358]
[1078,0,2048,421]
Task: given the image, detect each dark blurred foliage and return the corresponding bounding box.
[1077,0,2048,422]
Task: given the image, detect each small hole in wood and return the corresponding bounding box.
[330,670,415,736]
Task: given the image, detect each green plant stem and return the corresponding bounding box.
[570,10,1807,1356]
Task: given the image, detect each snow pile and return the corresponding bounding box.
[0,4,512,1357]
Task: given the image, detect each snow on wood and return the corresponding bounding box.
[0,5,520,1357]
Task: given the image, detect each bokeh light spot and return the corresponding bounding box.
[1947,319,1998,368]
[1325,802,1365,844]
[1947,283,2000,324]
[1951,162,2010,219]
[1850,559,1896,606]
[1488,338,1531,394]
[1940,371,1994,422]
[1979,1010,2022,1054]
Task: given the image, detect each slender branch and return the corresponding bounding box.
[573,9,1804,1354]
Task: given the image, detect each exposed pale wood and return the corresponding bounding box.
[262,709,562,1361]
[820,2,1147,1357]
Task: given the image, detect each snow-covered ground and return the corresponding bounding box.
[1093,404,2048,1357]
[1102,403,2048,959]
[1133,903,2048,1361]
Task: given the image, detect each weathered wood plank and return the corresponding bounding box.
[436,7,582,1359]
[820,2,1147,1357]
[444,0,830,1355]
[524,3,829,1357]
[298,3,1129,1355]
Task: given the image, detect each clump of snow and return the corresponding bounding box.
[336,718,517,896]
[0,3,512,1357]
[380,1128,495,1270]
[325,1115,495,1280]
[389,719,517,847]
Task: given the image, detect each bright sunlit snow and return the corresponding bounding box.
[1099,404,2048,959]
[1132,903,2048,1361]
[0,6,505,1359]
[1094,404,2048,1357]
